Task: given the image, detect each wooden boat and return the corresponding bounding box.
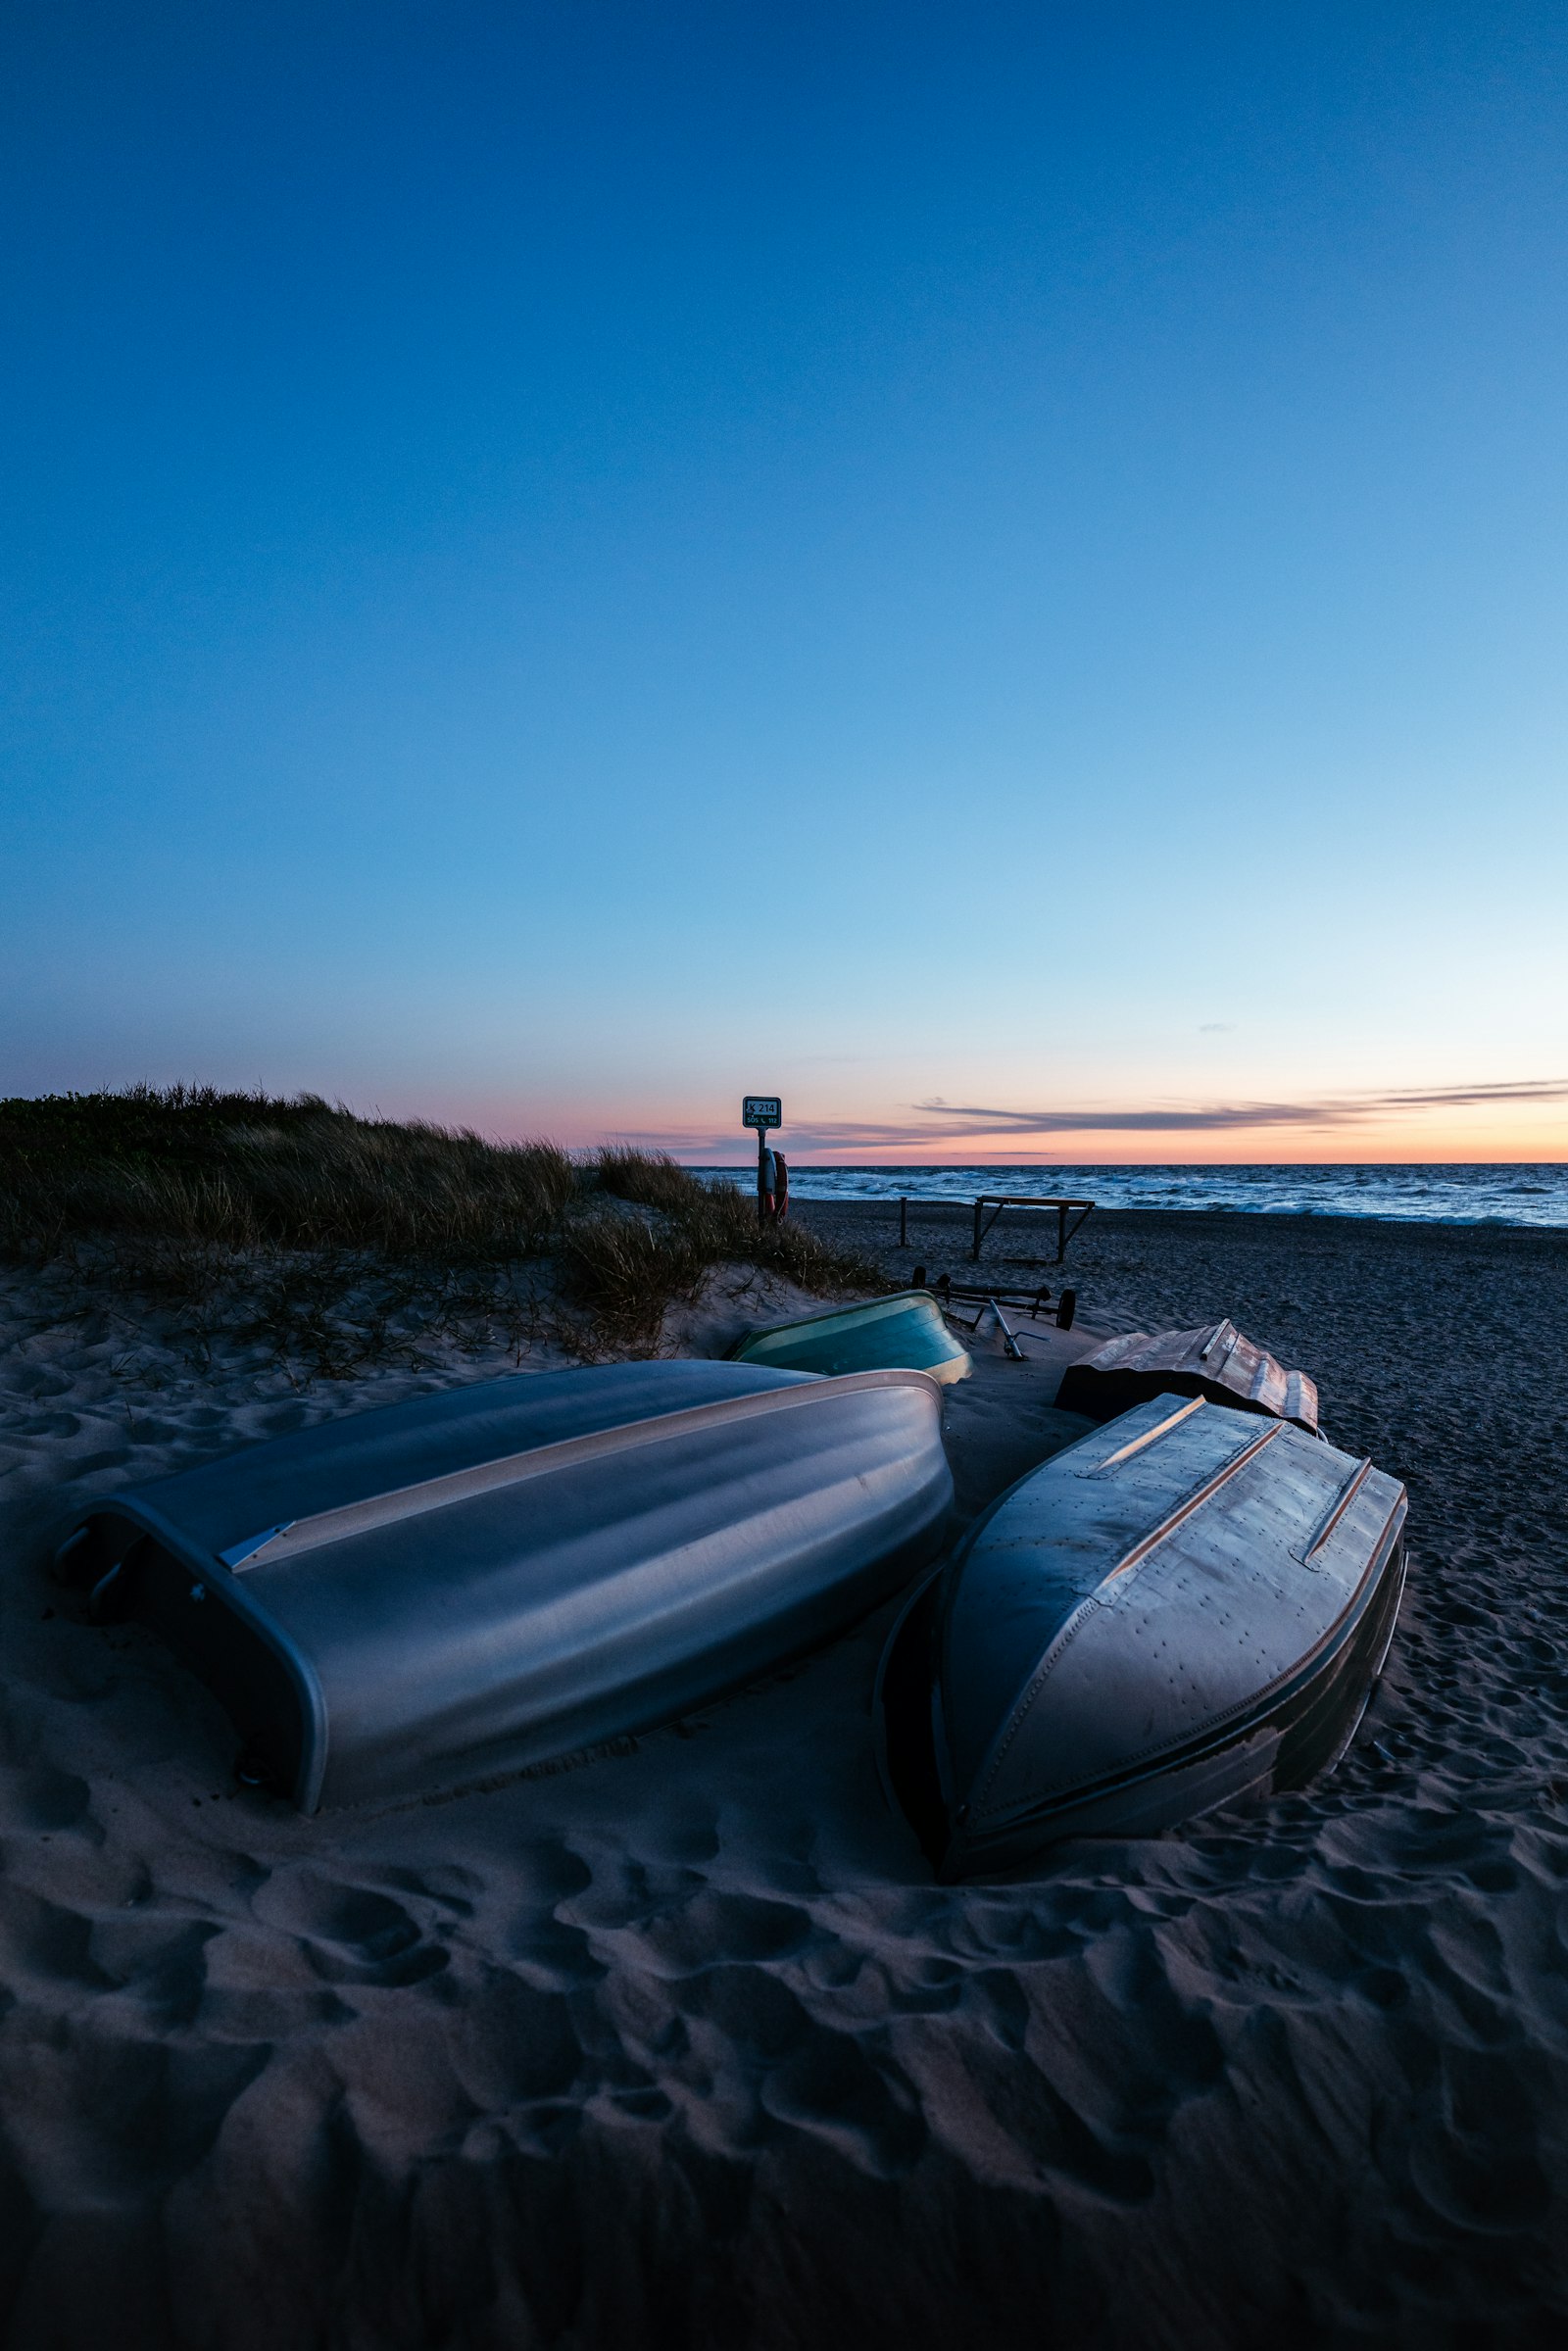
[728,1290,971,1385]
[54,1359,953,1812]
[1054,1319,1318,1432]
[876,1392,1405,1879]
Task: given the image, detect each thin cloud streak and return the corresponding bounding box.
[1371,1081,1568,1108]
[620,1078,1568,1159]
[615,1118,976,1157]
[914,1079,1568,1138]
[926,1102,1341,1133]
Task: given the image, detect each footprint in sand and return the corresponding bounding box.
[628,1887,814,1975]
[1025,2069,1158,2204]
[86,1913,221,2026]
[669,1962,926,2176]
[50,1445,135,1483]
[1407,2045,1550,2233]
[759,2020,926,2175]
[1,1367,75,1402]
[0,1883,114,1992]
[496,1845,605,1984]
[251,1869,450,1987]
[378,1860,484,1919]
[0,1764,93,1835]
[506,1838,593,1905]
[445,1968,586,2107]
[502,1908,604,1987]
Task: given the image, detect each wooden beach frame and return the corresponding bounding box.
[970,1194,1095,1265]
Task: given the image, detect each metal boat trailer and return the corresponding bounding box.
[920,1272,1078,1354]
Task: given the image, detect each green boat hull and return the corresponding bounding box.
[728,1291,971,1384]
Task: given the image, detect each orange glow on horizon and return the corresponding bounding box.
[417,1086,1568,1165]
[678,1145,1568,1166]
[636,1116,1567,1167]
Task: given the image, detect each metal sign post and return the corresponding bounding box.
[742,1096,782,1227]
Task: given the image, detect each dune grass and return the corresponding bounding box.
[0,1089,882,1370]
[0,1084,576,1257]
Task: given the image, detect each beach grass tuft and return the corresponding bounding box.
[560,1207,710,1345]
[590,1146,884,1306]
[594,1144,706,1219]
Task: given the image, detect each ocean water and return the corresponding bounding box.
[694,1164,1568,1229]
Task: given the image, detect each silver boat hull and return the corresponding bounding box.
[57,1360,953,1810]
[877,1392,1405,1878]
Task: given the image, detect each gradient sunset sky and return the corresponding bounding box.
[3,3,1565,1162]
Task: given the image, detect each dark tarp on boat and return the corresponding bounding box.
[55,1359,953,1811]
[1054,1319,1318,1432]
[877,1391,1405,1879]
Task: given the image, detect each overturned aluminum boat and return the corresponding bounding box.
[728,1291,971,1385]
[56,1359,952,1811]
[1055,1319,1318,1432]
[877,1392,1405,1879]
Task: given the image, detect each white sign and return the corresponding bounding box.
[742,1096,782,1131]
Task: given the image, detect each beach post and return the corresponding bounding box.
[742,1094,782,1228]
[899,1196,907,1248]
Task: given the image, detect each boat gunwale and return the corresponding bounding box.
[198,1365,944,1573]
[727,1289,953,1355]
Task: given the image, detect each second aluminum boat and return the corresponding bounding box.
[877,1392,1405,1879]
[56,1359,953,1811]
[1055,1319,1318,1432]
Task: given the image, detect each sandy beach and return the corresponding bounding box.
[4,1204,1568,2346]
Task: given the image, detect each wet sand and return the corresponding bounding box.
[2,1207,1567,2346]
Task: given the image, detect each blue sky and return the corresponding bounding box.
[3,2,1565,1158]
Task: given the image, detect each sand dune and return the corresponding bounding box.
[3,1213,1567,2344]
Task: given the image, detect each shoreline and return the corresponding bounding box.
[691,1163,1568,1238]
[791,1195,1568,1235]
